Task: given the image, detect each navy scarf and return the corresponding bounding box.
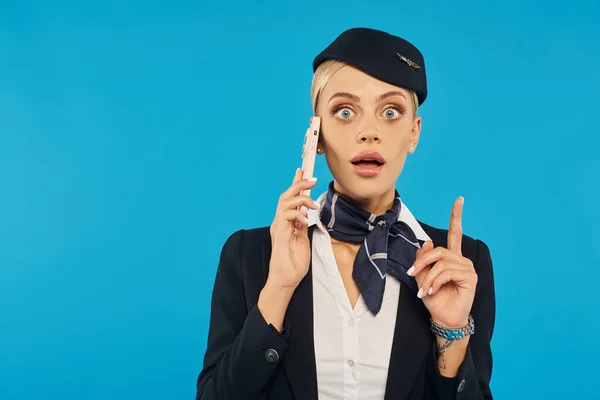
[319,182,424,315]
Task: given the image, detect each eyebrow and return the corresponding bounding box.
[328,92,360,103]
[376,91,407,103]
[328,90,407,103]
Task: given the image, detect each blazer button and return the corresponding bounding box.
[457,379,466,393]
[265,349,280,363]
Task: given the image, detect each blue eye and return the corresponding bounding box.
[384,108,399,119]
[335,108,354,119]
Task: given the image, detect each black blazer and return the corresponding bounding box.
[196,221,495,400]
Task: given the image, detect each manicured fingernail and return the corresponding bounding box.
[407,266,415,276]
[417,288,423,298]
[428,287,433,296]
[307,177,317,182]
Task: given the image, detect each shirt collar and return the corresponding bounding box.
[307,191,431,242]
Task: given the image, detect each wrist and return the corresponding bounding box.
[257,280,296,333]
[435,334,469,348]
[431,314,474,341]
[431,317,469,330]
[264,278,297,300]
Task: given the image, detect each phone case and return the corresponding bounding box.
[300,116,321,199]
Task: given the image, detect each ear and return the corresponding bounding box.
[317,133,325,155]
[408,115,422,153]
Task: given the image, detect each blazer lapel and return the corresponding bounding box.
[384,281,433,400]
[262,226,319,400]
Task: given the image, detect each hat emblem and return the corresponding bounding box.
[397,53,421,69]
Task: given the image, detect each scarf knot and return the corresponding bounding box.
[319,182,423,315]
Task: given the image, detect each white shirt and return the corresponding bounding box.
[308,191,431,400]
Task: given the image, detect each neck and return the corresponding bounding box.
[332,181,396,216]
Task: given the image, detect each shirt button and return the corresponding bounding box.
[457,378,466,393]
[265,349,280,363]
[348,319,355,326]
[348,359,355,367]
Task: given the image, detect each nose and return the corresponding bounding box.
[356,129,381,144]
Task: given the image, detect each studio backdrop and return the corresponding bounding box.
[1,1,599,399]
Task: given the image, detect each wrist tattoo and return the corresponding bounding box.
[437,338,454,356]
[437,338,454,370]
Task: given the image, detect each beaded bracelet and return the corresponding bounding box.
[430,314,475,340]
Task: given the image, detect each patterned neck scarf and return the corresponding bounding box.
[319,182,424,315]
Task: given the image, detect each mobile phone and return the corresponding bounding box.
[300,116,321,199]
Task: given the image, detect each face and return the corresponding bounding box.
[316,65,422,214]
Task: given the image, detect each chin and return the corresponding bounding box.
[333,173,397,202]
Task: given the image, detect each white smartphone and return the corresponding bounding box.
[300,116,321,199]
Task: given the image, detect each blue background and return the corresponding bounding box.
[1,1,599,399]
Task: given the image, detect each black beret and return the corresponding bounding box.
[313,27,427,105]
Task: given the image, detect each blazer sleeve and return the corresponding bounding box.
[196,230,289,400]
[431,239,496,400]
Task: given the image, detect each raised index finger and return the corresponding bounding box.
[447,196,464,255]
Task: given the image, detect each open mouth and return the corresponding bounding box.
[350,152,385,177]
[351,159,384,168]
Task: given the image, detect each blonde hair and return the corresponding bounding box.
[310,59,419,117]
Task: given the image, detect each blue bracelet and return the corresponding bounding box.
[430,314,475,340]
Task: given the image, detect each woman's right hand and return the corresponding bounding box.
[267,168,319,291]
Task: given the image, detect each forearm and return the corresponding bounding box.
[435,335,469,377]
[197,231,293,399]
[430,239,495,399]
[257,280,295,332]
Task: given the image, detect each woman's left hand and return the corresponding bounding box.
[407,197,477,329]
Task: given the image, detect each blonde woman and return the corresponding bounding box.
[196,27,495,400]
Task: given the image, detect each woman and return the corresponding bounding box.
[196,27,495,400]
